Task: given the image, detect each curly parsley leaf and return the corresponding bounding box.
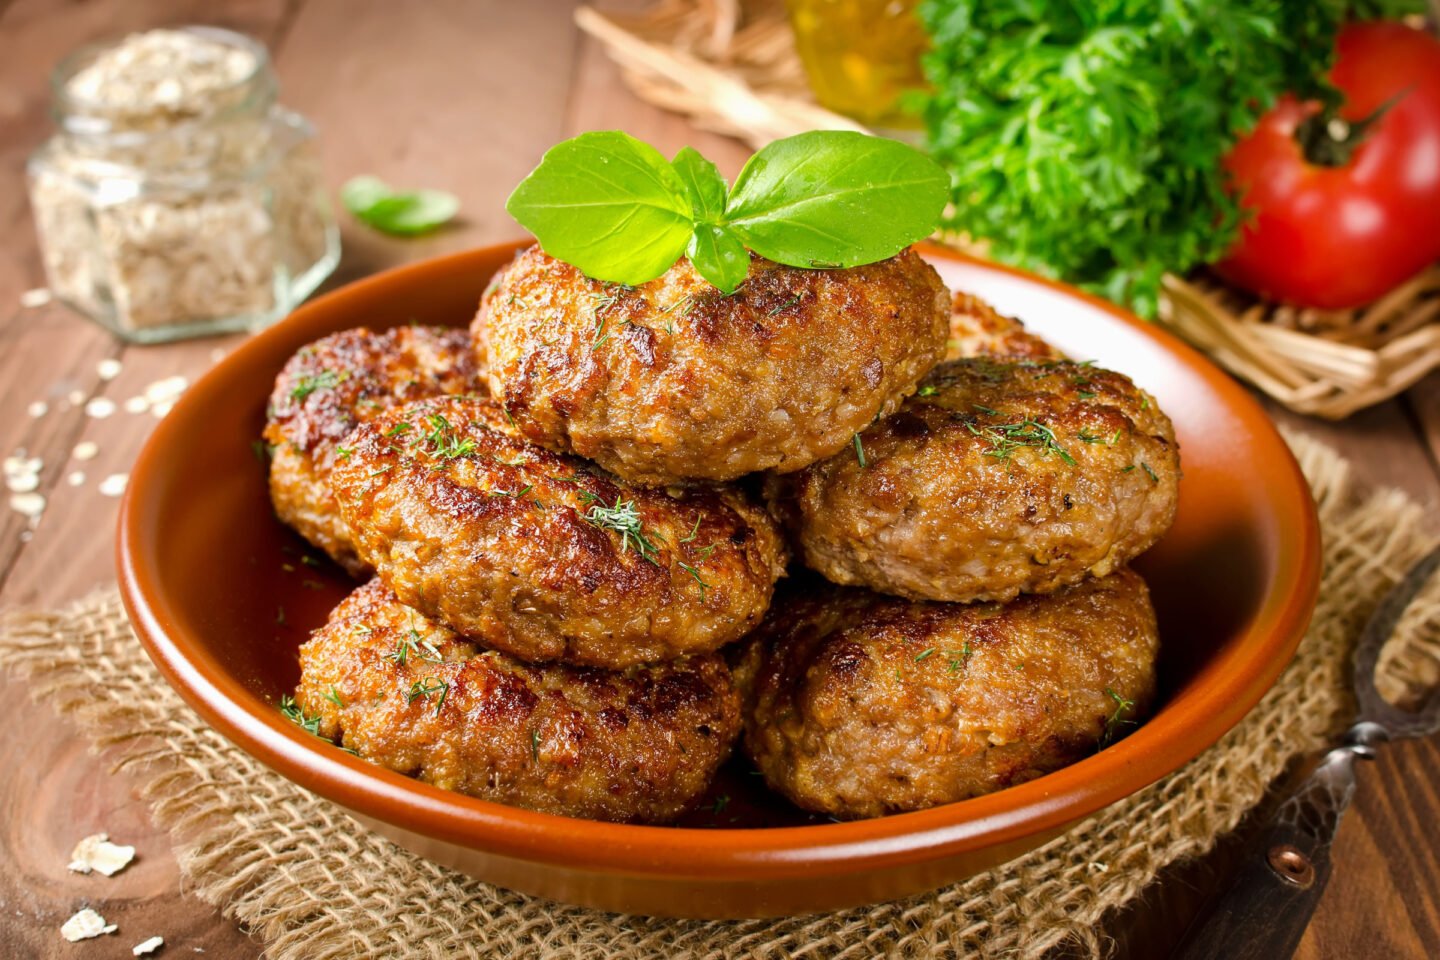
[342,176,459,236]
[914,0,1424,316]
[506,130,948,294]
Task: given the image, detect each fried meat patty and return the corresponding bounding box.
[737,569,1158,819]
[330,395,788,668]
[297,578,741,823]
[946,292,1064,361]
[768,358,1179,602]
[264,325,484,575]
[475,245,950,485]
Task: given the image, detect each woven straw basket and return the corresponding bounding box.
[577,0,1440,419]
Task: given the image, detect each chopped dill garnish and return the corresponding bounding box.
[279,695,324,736]
[972,403,1000,416]
[1141,462,1159,483]
[386,422,414,437]
[914,648,936,662]
[693,543,717,562]
[711,794,730,815]
[1121,465,1137,473]
[290,369,347,400]
[853,432,868,468]
[1078,391,1096,400]
[492,484,533,500]
[406,677,449,715]
[966,417,1076,466]
[579,493,662,563]
[324,686,345,708]
[387,630,443,666]
[768,294,802,316]
[335,445,353,461]
[949,642,973,672]
[679,515,703,543]
[424,413,477,460]
[678,561,711,599]
[1101,687,1136,747]
[917,384,939,397]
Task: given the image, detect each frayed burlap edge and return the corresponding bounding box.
[3,431,1438,960]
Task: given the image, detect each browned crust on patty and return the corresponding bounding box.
[946,292,1064,361]
[739,569,1159,819]
[296,578,741,823]
[474,244,950,485]
[329,395,788,667]
[767,357,1180,602]
[264,326,485,574]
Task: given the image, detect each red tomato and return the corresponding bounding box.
[1216,22,1440,309]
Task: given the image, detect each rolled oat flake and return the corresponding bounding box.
[28,27,338,343]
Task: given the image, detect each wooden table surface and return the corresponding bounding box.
[1,1,1438,957]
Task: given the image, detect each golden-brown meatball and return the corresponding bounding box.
[329,395,788,668]
[474,244,950,485]
[767,358,1180,602]
[296,579,741,823]
[946,291,1064,361]
[264,326,484,575]
[739,569,1159,820]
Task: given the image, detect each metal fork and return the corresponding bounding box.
[1172,544,1440,960]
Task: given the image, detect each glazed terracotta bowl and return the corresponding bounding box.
[118,240,1321,919]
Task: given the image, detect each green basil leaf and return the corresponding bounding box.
[723,131,948,268]
[671,147,728,222]
[687,224,750,294]
[506,131,694,286]
[342,176,459,236]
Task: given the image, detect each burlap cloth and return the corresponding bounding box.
[3,430,1438,960]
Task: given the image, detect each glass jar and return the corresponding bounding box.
[785,0,930,129]
[27,26,340,343]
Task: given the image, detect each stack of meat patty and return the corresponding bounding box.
[265,245,1178,823]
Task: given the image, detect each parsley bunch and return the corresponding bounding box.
[916,0,1425,316]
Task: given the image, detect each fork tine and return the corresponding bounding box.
[1352,544,1440,739]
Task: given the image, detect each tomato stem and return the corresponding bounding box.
[1297,90,1406,167]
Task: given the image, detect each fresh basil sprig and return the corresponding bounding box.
[506,130,949,293]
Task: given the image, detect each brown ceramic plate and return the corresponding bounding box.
[118,241,1321,919]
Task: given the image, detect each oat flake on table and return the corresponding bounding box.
[60,908,117,941]
[68,832,136,876]
[133,935,165,956]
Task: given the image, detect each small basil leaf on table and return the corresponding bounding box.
[687,224,750,294]
[724,130,949,268]
[341,176,459,236]
[506,130,695,286]
[671,146,729,223]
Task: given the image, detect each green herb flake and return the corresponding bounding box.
[531,728,541,762]
[279,695,324,737]
[917,384,939,397]
[580,493,662,563]
[290,369,347,401]
[678,561,711,599]
[969,417,1075,466]
[324,686,345,708]
[406,677,449,715]
[1141,462,1160,483]
[914,648,936,662]
[853,432,868,468]
[1101,687,1137,747]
